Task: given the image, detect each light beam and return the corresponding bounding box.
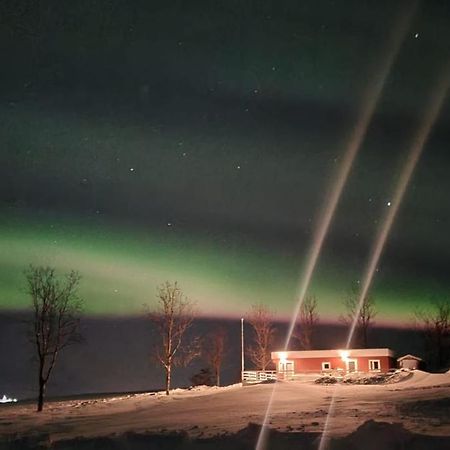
[320,65,450,450]
[255,5,416,450]
[346,65,450,349]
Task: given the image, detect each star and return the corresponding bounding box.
[167,222,172,227]
[130,167,135,172]
[387,201,391,207]
[414,33,419,38]
[236,165,241,170]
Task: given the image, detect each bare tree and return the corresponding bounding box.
[26,266,83,412]
[247,303,276,370]
[148,281,199,395]
[340,283,376,348]
[293,294,319,349]
[203,327,227,386]
[414,300,450,370]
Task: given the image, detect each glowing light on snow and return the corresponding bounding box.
[339,350,350,362]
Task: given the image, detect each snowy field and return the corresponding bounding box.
[0,370,449,449]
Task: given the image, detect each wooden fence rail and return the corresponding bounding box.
[242,370,278,383]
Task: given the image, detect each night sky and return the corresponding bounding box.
[1,0,450,326]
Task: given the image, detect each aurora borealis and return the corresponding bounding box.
[1,0,450,327]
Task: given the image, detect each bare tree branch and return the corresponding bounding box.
[246,303,276,370]
[340,282,376,348]
[414,299,450,370]
[293,294,319,349]
[26,265,83,412]
[147,281,198,395]
[202,327,227,386]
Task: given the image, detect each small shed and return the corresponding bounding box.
[397,354,423,370]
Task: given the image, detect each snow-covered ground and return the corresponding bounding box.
[0,370,448,446]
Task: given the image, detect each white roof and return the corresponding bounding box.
[271,348,394,359]
[397,354,423,361]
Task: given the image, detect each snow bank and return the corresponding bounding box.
[2,421,449,449]
[155,383,242,396]
[391,370,450,389]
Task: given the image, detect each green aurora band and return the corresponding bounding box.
[0,212,445,325]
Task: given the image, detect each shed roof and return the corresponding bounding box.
[397,354,423,362]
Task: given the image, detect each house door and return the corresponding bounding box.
[279,361,294,377]
[346,359,357,373]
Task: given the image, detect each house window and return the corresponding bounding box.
[369,360,381,371]
[322,362,331,370]
[346,359,358,373]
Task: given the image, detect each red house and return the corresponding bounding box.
[271,348,396,377]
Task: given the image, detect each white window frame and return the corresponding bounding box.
[346,358,358,373]
[369,359,381,372]
[278,360,294,374]
[321,361,331,371]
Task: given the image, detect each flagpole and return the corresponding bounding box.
[241,317,244,383]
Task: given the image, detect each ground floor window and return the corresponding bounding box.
[321,362,331,370]
[369,359,381,371]
[346,359,358,372]
[279,361,294,374]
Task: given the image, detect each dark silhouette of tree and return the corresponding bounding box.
[414,299,450,370]
[203,327,227,386]
[247,303,276,370]
[26,265,83,412]
[190,367,214,386]
[340,282,376,348]
[293,294,319,349]
[148,281,199,395]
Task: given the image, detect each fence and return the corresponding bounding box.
[242,370,278,383]
[242,369,345,383]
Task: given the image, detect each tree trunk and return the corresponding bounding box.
[303,332,311,350]
[215,367,220,387]
[165,365,171,395]
[437,334,443,369]
[37,378,46,412]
